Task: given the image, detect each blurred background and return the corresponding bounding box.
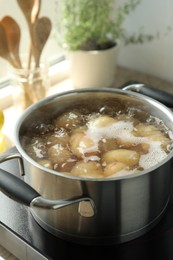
[0,0,172,83]
[118,0,173,83]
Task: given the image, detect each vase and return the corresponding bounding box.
[67,44,119,89]
[9,60,50,113]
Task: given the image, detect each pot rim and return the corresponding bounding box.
[14,87,173,182]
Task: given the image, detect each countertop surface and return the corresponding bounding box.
[114,66,173,93]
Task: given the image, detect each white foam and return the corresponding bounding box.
[86,121,146,146]
[86,121,134,141]
[86,120,169,171]
[139,141,167,169]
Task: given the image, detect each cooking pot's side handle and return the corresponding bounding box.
[122,83,173,107]
[0,167,96,214]
[0,168,40,206]
[30,195,96,213]
[0,152,25,176]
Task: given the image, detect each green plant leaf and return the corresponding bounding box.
[56,0,159,51]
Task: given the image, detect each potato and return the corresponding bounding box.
[102,149,140,167]
[133,123,160,137]
[147,133,169,142]
[116,138,150,154]
[103,162,127,177]
[56,159,77,172]
[71,161,103,178]
[54,111,84,130]
[147,133,172,153]
[46,128,69,146]
[69,131,98,158]
[89,115,116,127]
[36,159,53,170]
[116,137,134,149]
[48,144,73,165]
[71,125,88,134]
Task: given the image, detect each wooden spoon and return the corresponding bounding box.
[1,16,22,68]
[33,17,52,66]
[31,0,41,23]
[0,23,16,67]
[17,0,41,67]
[17,0,37,27]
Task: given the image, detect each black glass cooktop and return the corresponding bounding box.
[1,147,173,260]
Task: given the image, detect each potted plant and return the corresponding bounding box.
[56,0,155,88]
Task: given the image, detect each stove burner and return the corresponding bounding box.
[1,148,173,260]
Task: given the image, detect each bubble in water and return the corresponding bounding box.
[139,141,167,169]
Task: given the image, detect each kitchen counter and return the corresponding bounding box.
[0,244,18,259]
[115,66,173,93]
[1,65,173,260]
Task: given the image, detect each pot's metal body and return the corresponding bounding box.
[6,88,173,244]
[24,159,172,245]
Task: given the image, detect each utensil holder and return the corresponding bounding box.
[8,58,50,113]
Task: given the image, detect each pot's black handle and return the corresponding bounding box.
[0,167,96,214]
[0,168,40,206]
[0,167,96,213]
[0,151,96,213]
[121,81,173,108]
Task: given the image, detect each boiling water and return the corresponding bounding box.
[22,105,173,178]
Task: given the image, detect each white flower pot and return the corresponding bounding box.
[67,44,119,88]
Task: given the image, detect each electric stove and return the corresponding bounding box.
[1,147,173,260]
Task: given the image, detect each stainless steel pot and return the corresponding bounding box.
[1,87,173,245]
